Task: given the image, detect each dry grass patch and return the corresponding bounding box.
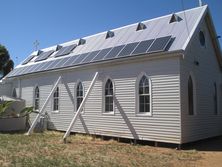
[0,131,201,167]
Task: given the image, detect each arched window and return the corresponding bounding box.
[76,82,83,110]
[139,75,150,113]
[34,86,40,110]
[188,76,194,115]
[214,83,218,115]
[12,88,17,98]
[105,79,114,112]
[53,87,59,111]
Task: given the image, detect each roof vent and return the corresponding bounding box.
[56,45,63,51]
[136,22,147,31]
[169,14,182,23]
[105,31,114,39]
[37,50,43,55]
[78,38,86,46]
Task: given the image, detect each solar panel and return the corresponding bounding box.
[22,55,35,65]
[19,66,33,75]
[33,63,47,72]
[63,55,79,67]
[19,65,30,75]
[41,61,54,71]
[117,42,139,58]
[53,57,70,69]
[21,66,32,75]
[8,67,23,77]
[47,59,63,70]
[132,39,154,55]
[60,56,75,68]
[104,45,125,60]
[7,35,175,78]
[34,50,54,62]
[36,61,48,71]
[6,68,18,77]
[25,65,34,74]
[23,65,35,74]
[147,36,171,53]
[54,44,77,57]
[72,53,89,65]
[81,50,100,64]
[92,47,112,62]
[36,62,49,72]
[12,68,22,76]
[29,64,42,73]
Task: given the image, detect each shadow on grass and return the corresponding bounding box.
[0,130,27,134]
[182,135,222,152]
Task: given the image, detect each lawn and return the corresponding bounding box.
[0,131,201,167]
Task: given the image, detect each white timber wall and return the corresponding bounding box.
[18,55,181,144]
[180,20,222,143]
[0,82,12,96]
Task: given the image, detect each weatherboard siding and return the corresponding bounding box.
[18,56,181,144]
[180,20,222,143]
[0,83,12,96]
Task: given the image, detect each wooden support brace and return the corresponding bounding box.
[63,72,98,141]
[26,76,62,135]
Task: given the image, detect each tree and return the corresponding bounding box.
[0,44,14,79]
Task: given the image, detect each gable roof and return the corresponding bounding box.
[7,5,219,78]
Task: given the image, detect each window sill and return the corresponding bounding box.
[51,110,59,114]
[136,112,152,117]
[102,111,115,116]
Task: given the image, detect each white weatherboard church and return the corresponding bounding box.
[1,5,222,144]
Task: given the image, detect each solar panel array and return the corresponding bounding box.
[54,44,77,57]
[21,55,36,65]
[34,50,54,62]
[7,36,173,78]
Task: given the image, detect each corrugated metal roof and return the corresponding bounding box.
[7,5,208,78]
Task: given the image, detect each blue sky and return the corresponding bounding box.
[0,0,221,66]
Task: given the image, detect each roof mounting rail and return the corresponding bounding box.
[105,30,114,39]
[136,22,147,31]
[169,13,182,23]
[56,45,63,51]
[78,38,86,46]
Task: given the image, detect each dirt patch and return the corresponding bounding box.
[183,136,222,167]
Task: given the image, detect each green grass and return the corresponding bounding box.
[0,131,201,167]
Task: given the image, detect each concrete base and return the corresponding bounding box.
[0,117,26,132]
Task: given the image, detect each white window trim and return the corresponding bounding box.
[33,85,40,111]
[12,88,17,98]
[102,77,115,115]
[188,72,197,116]
[199,29,207,49]
[74,80,85,114]
[52,86,60,113]
[135,72,152,116]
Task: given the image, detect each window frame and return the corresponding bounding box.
[199,30,206,48]
[75,80,85,113]
[102,77,115,115]
[187,73,197,116]
[135,73,152,116]
[52,86,60,113]
[12,88,17,98]
[33,86,40,111]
